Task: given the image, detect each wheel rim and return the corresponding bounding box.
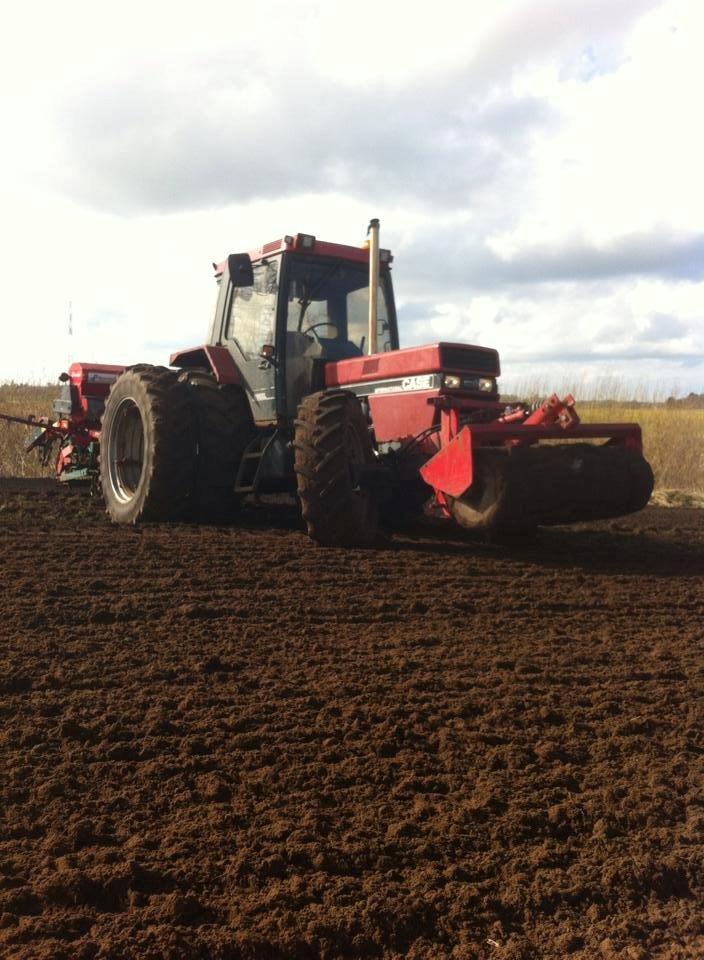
[344,422,364,467]
[107,397,145,502]
[343,420,376,527]
[343,421,368,494]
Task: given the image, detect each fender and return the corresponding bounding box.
[169,345,241,385]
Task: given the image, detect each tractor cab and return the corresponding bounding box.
[199,233,399,425]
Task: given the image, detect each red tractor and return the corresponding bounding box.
[98,220,653,542]
[8,221,654,544]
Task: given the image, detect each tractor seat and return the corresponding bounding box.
[316,337,363,361]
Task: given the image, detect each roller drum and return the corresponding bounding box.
[447,443,654,532]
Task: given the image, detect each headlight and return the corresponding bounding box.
[442,375,497,393]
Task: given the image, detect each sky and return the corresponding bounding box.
[1,0,702,396]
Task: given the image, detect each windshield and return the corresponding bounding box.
[285,257,393,357]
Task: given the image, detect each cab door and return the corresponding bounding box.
[222,259,279,423]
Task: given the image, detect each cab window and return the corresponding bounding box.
[285,258,393,356]
[346,286,392,353]
[227,260,278,360]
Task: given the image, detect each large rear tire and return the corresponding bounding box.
[99,366,196,524]
[183,376,255,524]
[294,390,378,546]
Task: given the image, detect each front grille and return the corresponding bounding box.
[441,345,499,375]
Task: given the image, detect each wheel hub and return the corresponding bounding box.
[107,397,145,502]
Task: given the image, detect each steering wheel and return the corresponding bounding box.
[301,321,338,341]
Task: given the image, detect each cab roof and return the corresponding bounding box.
[214,233,393,277]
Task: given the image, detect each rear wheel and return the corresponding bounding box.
[100,366,196,523]
[294,390,378,546]
[183,375,255,523]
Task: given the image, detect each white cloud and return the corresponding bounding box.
[0,0,702,394]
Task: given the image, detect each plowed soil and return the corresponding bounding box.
[0,485,702,960]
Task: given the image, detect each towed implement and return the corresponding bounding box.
[3,222,653,543]
[0,364,122,485]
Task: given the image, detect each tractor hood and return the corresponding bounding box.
[324,342,500,390]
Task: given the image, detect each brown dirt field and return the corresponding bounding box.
[0,488,702,960]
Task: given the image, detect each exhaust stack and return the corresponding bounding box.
[367,218,380,355]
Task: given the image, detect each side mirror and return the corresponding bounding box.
[258,343,277,369]
[228,253,254,287]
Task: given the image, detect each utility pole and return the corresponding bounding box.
[67,300,73,374]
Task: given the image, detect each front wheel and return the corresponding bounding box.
[294,390,378,546]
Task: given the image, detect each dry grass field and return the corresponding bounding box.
[0,384,57,479]
[581,403,704,500]
[1,382,702,498]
